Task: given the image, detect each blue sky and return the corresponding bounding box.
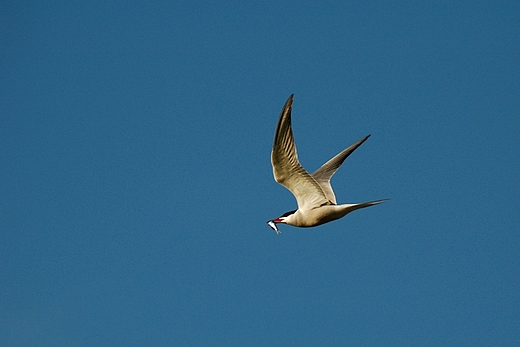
[1,1,519,346]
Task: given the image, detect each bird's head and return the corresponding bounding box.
[267,210,297,234]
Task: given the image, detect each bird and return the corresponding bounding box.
[267,94,387,234]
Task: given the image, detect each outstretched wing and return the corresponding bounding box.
[271,95,330,210]
[311,135,370,204]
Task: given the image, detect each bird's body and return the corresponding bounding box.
[267,94,386,234]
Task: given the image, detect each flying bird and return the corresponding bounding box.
[267,94,387,234]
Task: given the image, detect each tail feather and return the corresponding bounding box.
[349,199,389,212]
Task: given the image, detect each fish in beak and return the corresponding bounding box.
[267,220,281,234]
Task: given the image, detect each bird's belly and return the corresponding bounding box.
[300,205,348,227]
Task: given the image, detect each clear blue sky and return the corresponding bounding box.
[1,1,519,346]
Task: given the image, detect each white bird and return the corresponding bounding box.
[267,94,387,234]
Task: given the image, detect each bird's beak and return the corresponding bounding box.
[267,220,281,234]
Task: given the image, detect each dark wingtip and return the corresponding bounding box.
[349,134,371,148]
[281,94,294,113]
[273,95,295,144]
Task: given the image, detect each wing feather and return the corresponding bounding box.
[311,135,370,204]
[271,95,330,210]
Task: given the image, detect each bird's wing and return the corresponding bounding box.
[271,95,330,210]
[311,135,370,204]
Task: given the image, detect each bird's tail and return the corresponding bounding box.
[348,199,389,212]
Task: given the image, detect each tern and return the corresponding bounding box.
[267,94,387,234]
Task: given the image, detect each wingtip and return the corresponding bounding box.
[353,134,371,147]
[281,94,294,115]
